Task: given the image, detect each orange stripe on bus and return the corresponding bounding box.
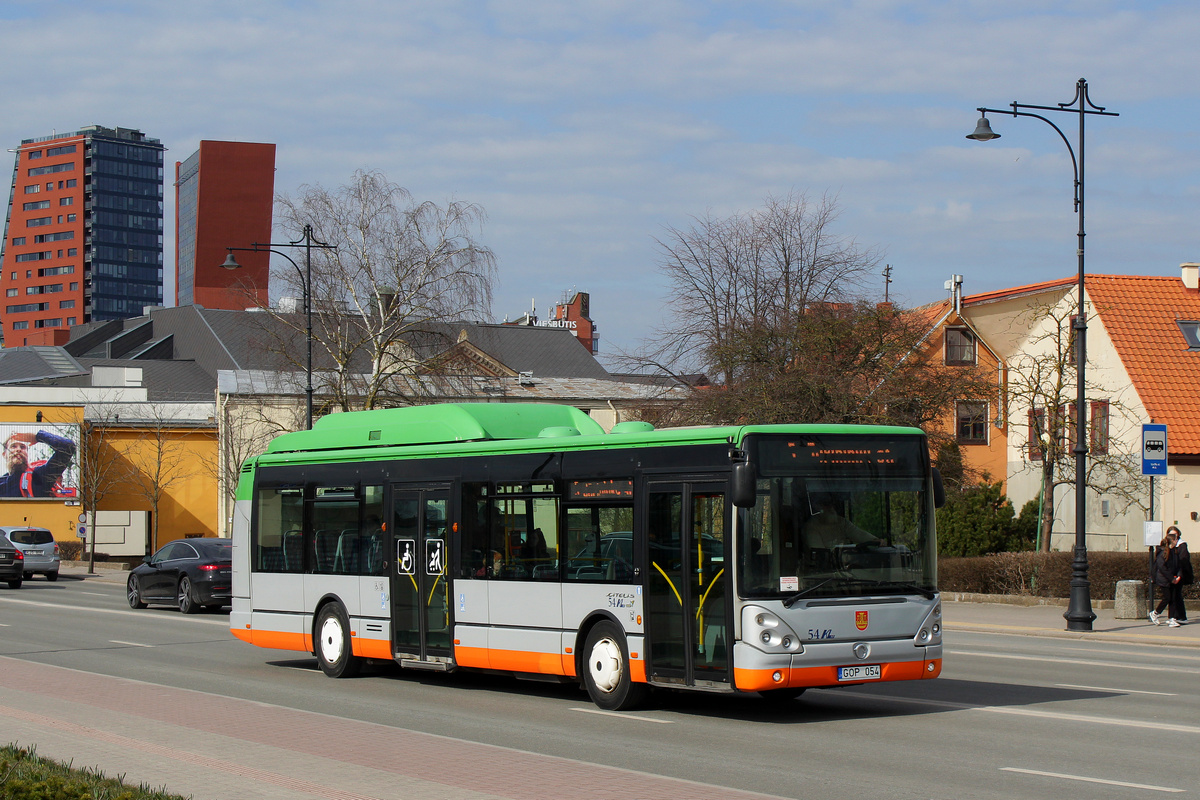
[454,645,570,675]
[352,638,393,659]
[734,658,940,692]
[250,630,309,653]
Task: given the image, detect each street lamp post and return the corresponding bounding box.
[222,223,334,430]
[967,78,1118,632]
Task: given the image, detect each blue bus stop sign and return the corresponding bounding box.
[1143,424,1167,476]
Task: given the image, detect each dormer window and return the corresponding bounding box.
[944,327,976,366]
[1176,320,1200,351]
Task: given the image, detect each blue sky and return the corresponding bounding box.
[2,1,1197,363]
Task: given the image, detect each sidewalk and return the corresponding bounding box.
[943,596,1200,648]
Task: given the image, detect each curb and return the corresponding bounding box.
[945,620,1200,648]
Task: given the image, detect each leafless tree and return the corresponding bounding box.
[646,191,879,385]
[118,405,212,552]
[75,402,127,571]
[1004,302,1144,551]
[264,169,498,412]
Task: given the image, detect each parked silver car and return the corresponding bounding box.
[0,526,60,581]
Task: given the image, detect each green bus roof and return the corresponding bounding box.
[254,403,925,469]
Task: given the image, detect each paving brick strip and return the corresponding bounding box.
[0,656,788,800]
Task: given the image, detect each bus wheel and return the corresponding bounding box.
[759,687,806,703]
[582,621,646,711]
[316,603,361,678]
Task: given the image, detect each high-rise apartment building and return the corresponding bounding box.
[0,125,165,347]
[175,141,275,310]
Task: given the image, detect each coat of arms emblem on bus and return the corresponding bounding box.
[855,610,869,631]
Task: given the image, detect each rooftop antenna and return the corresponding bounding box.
[882,264,892,302]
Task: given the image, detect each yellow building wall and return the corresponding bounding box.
[0,404,219,556]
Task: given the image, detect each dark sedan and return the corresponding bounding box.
[0,536,23,589]
[127,538,232,613]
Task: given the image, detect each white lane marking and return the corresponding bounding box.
[0,596,228,626]
[834,691,1200,735]
[1056,683,1176,696]
[948,648,1200,675]
[570,707,673,724]
[109,640,154,648]
[1001,767,1185,793]
[79,592,108,597]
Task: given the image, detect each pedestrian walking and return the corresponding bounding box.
[1166,526,1192,623]
[1151,534,1186,627]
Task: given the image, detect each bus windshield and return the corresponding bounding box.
[738,433,936,600]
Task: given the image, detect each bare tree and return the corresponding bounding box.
[75,402,127,571]
[647,191,879,385]
[266,170,498,412]
[1004,301,1144,551]
[119,404,211,553]
[631,193,991,431]
[216,392,305,535]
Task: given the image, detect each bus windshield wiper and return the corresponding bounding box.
[782,577,837,607]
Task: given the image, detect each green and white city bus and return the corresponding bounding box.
[230,402,944,709]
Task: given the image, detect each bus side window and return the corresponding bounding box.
[459,482,489,578]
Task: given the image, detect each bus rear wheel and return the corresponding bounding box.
[316,603,361,678]
[582,621,647,711]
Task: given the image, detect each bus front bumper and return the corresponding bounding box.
[732,640,942,692]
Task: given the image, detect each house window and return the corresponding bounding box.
[956,401,988,444]
[1176,320,1200,351]
[944,328,976,366]
[1028,408,1046,461]
[1091,400,1110,456]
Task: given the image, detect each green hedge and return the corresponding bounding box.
[939,551,1199,600]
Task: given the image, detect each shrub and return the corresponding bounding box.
[939,550,1198,600]
[936,479,1032,556]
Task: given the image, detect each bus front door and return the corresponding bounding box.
[389,484,452,664]
[644,480,730,689]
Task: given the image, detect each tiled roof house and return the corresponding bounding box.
[960,264,1200,551]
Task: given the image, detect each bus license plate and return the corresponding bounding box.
[838,664,881,681]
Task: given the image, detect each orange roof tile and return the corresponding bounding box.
[963,277,1076,306]
[1086,275,1200,455]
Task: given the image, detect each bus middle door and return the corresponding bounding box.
[389,483,452,665]
[644,479,731,689]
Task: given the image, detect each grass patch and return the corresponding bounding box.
[1,743,191,799]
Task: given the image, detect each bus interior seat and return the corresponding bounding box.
[334,530,360,573]
[282,530,304,571]
[532,563,558,580]
[314,529,339,572]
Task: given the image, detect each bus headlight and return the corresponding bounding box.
[744,606,803,654]
[913,601,943,647]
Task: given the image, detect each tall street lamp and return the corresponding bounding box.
[967,78,1118,631]
[222,224,335,430]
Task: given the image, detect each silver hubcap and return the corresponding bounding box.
[588,636,623,694]
[178,580,190,608]
[320,616,345,665]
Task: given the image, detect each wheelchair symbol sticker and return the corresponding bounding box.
[397,539,416,575]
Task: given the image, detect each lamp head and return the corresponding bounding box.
[220,252,241,270]
[966,116,1000,141]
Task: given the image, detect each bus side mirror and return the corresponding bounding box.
[731,461,756,507]
[932,468,946,509]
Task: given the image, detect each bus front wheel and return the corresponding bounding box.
[582,621,647,711]
[315,603,362,678]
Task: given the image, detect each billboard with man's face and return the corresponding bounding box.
[0,423,79,498]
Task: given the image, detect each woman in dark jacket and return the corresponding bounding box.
[1151,535,1185,627]
[1166,526,1192,623]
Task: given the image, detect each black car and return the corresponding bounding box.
[0,535,23,589]
[127,538,232,613]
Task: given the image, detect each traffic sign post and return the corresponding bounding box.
[1142,423,1168,611]
[1142,424,1167,476]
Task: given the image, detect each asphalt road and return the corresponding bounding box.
[1,574,1197,799]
